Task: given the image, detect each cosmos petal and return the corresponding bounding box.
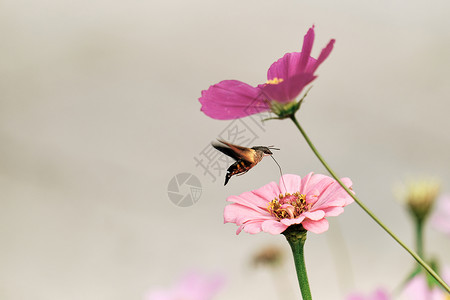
[267,52,317,82]
[200,26,335,119]
[308,39,335,74]
[199,80,269,120]
[259,73,316,103]
[298,26,315,71]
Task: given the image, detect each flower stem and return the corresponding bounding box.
[289,115,450,293]
[283,225,312,300]
[415,219,424,259]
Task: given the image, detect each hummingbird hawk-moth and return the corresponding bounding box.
[211,139,280,185]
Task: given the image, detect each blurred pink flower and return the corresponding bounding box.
[402,266,450,300]
[146,271,224,300]
[199,26,335,120]
[346,288,390,300]
[224,173,353,235]
[432,195,450,236]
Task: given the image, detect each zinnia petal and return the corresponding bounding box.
[312,178,353,209]
[280,216,306,226]
[239,220,265,234]
[199,80,269,120]
[346,288,390,300]
[299,172,314,192]
[302,218,329,234]
[146,272,224,300]
[224,173,353,235]
[442,265,450,285]
[227,192,270,211]
[402,275,429,300]
[371,289,390,300]
[175,272,225,300]
[261,220,288,235]
[252,181,281,204]
[279,174,302,194]
[224,203,272,226]
[302,210,325,220]
[321,206,344,217]
[301,173,334,196]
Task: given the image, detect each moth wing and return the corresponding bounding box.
[212,139,255,162]
[211,141,240,161]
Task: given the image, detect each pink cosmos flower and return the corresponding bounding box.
[224,173,353,235]
[346,289,390,300]
[145,271,224,300]
[199,26,335,120]
[432,195,450,236]
[401,266,450,300]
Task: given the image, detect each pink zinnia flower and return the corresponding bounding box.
[146,271,224,300]
[224,173,353,235]
[432,195,450,236]
[401,266,450,300]
[346,288,390,300]
[199,26,335,120]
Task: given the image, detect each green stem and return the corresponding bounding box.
[283,225,312,300]
[289,115,450,293]
[416,219,424,259]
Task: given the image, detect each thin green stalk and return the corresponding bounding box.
[289,115,450,293]
[283,226,312,300]
[416,219,424,259]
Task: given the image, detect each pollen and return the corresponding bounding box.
[266,77,284,85]
[267,192,311,220]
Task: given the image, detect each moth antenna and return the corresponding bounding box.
[270,155,287,192]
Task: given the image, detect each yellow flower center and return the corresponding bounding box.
[266,77,284,85]
[267,192,311,220]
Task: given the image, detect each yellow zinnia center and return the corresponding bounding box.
[267,192,311,220]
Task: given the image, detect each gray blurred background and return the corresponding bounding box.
[1,0,449,299]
